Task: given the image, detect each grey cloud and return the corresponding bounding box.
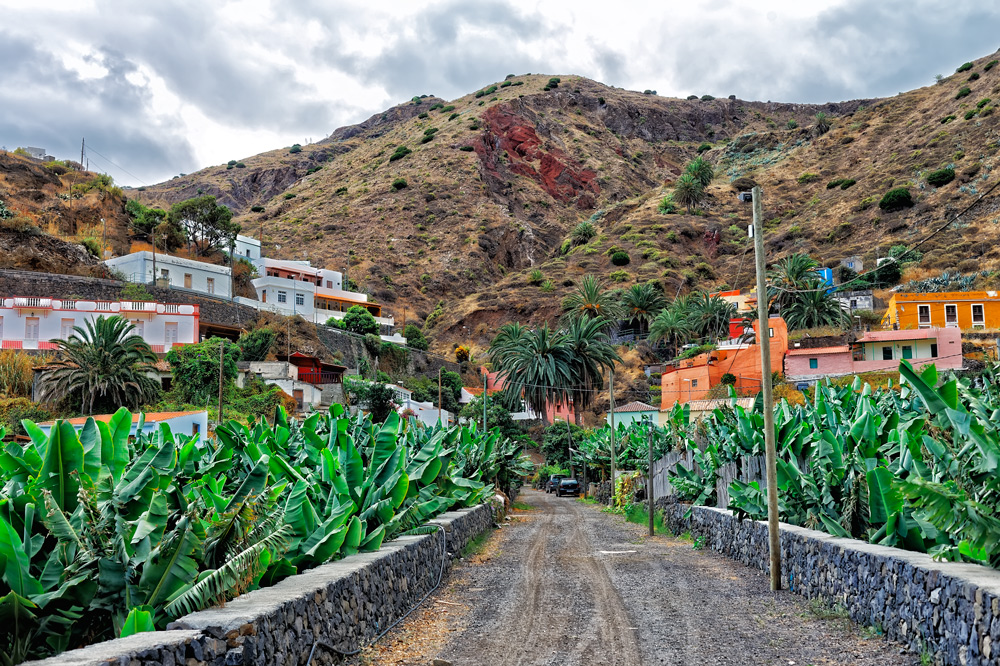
[0,32,196,184]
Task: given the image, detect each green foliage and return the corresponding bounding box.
[168,195,238,257]
[878,187,914,211]
[283,193,296,200]
[389,145,411,162]
[941,114,957,124]
[672,173,705,214]
[797,172,820,184]
[339,305,379,335]
[250,205,265,212]
[814,112,831,134]
[0,199,14,220]
[696,142,712,154]
[418,112,429,119]
[926,167,955,187]
[839,179,857,189]
[120,282,153,302]
[956,62,973,73]
[965,109,978,120]
[700,94,714,101]
[527,268,544,285]
[985,60,998,71]
[827,178,847,189]
[79,238,100,257]
[786,119,798,129]
[684,156,714,187]
[541,421,589,466]
[391,178,408,191]
[459,146,474,152]
[610,251,631,266]
[0,397,52,437]
[402,324,428,351]
[289,144,302,154]
[956,87,972,99]
[237,328,276,362]
[570,221,597,245]
[968,72,980,82]
[0,404,521,661]
[166,338,241,405]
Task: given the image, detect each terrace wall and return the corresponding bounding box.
[657,500,1000,666]
[23,504,495,666]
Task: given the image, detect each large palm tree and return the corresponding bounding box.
[38,315,160,414]
[782,290,850,331]
[690,292,737,341]
[563,317,622,425]
[561,275,622,324]
[672,173,705,214]
[491,324,573,425]
[649,307,692,355]
[620,283,667,336]
[767,253,822,311]
[489,322,530,369]
[685,156,714,187]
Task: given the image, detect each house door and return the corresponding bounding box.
[902,346,913,360]
[293,389,304,410]
[24,317,39,341]
[165,323,178,348]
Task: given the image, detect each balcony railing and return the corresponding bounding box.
[298,370,343,385]
[121,301,157,313]
[13,297,52,309]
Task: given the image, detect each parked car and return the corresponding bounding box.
[545,474,566,493]
[556,478,580,497]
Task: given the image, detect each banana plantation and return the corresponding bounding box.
[571,361,1000,569]
[0,405,531,664]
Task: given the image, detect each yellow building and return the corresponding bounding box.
[882,292,1000,330]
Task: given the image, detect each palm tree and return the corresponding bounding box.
[767,253,822,311]
[38,315,160,414]
[489,322,530,369]
[563,317,621,425]
[782,290,850,330]
[649,307,692,356]
[690,292,737,341]
[561,275,622,323]
[685,156,714,187]
[620,283,667,335]
[491,324,573,425]
[672,173,705,214]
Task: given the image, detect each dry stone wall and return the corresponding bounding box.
[24,504,495,666]
[657,499,1000,666]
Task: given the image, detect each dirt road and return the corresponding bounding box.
[370,489,919,666]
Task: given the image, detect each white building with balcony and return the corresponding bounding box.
[0,297,199,352]
[105,251,232,298]
[233,235,262,262]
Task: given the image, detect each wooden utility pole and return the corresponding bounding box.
[80,138,85,167]
[482,370,488,432]
[647,420,655,536]
[151,226,156,285]
[438,366,443,424]
[609,370,617,506]
[217,340,225,425]
[751,185,782,591]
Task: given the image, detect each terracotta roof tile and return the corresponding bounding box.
[615,401,657,413]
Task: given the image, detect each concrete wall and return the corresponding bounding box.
[23,504,495,666]
[657,501,1000,666]
[784,349,854,383]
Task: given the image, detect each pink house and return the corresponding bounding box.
[785,327,963,383]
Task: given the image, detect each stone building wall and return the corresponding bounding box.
[657,500,1000,666]
[23,504,495,666]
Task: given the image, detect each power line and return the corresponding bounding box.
[82,144,151,187]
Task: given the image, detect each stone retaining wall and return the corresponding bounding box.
[657,500,1000,666]
[24,504,495,666]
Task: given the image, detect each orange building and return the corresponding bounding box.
[660,317,789,409]
[882,292,1000,330]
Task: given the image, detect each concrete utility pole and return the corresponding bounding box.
[647,419,655,536]
[217,340,225,426]
[438,366,443,425]
[482,370,488,433]
[609,370,617,506]
[751,185,782,591]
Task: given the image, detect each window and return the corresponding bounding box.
[882,346,893,361]
[0,316,3,339]
[945,304,958,327]
[326,280,332,289]
[184,273,192,288]
[972,304,985,327]
[918,305,931,327]
[768,328,774,338]
[808,358,818,370]
[930,343,938,358]
[261,289,266,303]
[165,323,178,347]
[277,291,287,304]
[192,422,200,436]
[206,278,215,294]
[295,293,305,306]
[131,320,144,337]
[245,249,251,257]
[850,299,857,309]
[902,345,913,360]
[691,379,698,388]
[24,317,39,341]
[60,318,74,339]
[160,269,169,280]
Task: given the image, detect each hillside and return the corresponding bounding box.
[136,53,1000,355]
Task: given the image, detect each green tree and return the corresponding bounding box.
[690,292,737,341]
[489,322,530,370]
[403,323,428,350]
[767,253,822,311]
[166,337,241,405]
[126,199,184,251]
[564,317,621,425]
[491,324,573,425]
[337,305,379,335]
[346,380,397,423]
[814,112,831,134]
[541,421,589,467]
[459,394,530,445]
[570,221,597,245]
[38,315,160,414]
[167,195,239,256]
[685,156,714,187]
[782,290,850,330]
[649,307,692,355]
[561,274,622,324]
[620,282,667,335]
[672,172,705,214]
[237,327,276,362]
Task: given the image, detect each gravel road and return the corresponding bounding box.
[415,489,920,666]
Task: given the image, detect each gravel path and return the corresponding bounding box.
[376,489,920,666]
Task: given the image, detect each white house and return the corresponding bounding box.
[233,235,262,262]
[833,289,874,314]
[243,352,346,412]
[0,297,199,352]
[36,410,208,439]
[380,383,452,426]
[106,251,232,298]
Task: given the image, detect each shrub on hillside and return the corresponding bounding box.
[977,98,992,109]
[964,109,978,120]
[402,324,428,351]
[956,87,972,99]
[657,195,677,214]
[610,251,631,266]
[878,188,914,211]
[527,268,544,285]
[459,146,474,152]
[80,238,100,257]
[389,145,411,162]
[956,62,973,73]
[700,95,715,101]
[420,134,435,144]
[786,119,798,129]
[968,72,981,82]
[827,178,846,189]
[391,178,408,191]
[570,221,597,245]
[418,112,429,119]
[839,179,857,189]
[697,142,712,153]
[926,167,955,187]
[814,112,831,134]
[235,162,246,168]
[609,269,630,283]
[940,114,956,124]
[440,105,455,112]
[289,144,302,154]
[986,60,999,71]
[797,172,820,184]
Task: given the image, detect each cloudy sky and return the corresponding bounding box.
[2,0,997,186]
